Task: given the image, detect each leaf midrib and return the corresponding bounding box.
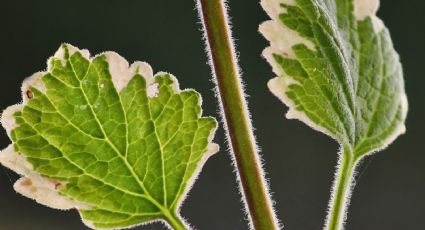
[18,112,159,216]
[283,3,399,153]
[66,56,168,212]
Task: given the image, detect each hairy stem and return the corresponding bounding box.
[196,0,279,229]
[326,148,359,230]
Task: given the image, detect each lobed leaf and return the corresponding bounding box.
[0,44,218,229]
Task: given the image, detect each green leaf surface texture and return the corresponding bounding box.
[260,0,407,157]
[0,44,218,229]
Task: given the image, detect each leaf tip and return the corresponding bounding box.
[54,43,90,62]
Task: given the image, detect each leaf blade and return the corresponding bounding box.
[260,0,407,156]
[0,44,218,229]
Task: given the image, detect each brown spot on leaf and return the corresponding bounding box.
[26,90,34,99]
[54,182,64,190]
[20,178,32,186]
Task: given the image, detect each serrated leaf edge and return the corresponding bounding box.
[0,44,219,230]
[259,0,407,155]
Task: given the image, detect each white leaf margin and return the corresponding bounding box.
[0,44,219,230]
[259,0,405,144]
[259,1,408,229]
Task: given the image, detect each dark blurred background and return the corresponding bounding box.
[0,0,423,229]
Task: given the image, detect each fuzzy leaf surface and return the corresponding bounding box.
[260,0,407,156]
[0,44,218,229]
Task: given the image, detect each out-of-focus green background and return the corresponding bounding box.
[0,0,423,229]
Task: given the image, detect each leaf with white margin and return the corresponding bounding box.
[0,44,218,230]
[260,0,407,157]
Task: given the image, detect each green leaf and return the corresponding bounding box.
[0,44,218,230]
[260,0,407,157]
